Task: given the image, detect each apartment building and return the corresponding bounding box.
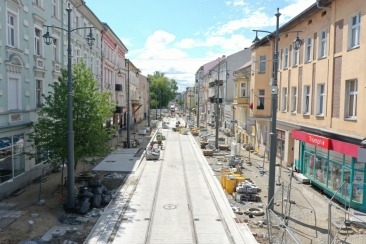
[232,60,254,148]
[252,0,366,212]
[0,0,135,199]
[100,23,128,130]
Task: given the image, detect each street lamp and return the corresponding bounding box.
[147,79,151,128]
[42,3,95,210]
[196,66,203,128]
[252,8,302,210]
[208,56,227,149]
[124,59,140,148]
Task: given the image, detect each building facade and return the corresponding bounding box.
[0,0,143,200]
[251,0,366,212]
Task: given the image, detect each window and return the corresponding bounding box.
[349,13,361,49]
[292,47,299,66]
[33,0,43,7]
[305,37,312,63]
[52,0,59,19]
[95,33,99,47]
[0,134,25,183]
[276,130,285,159]
[234,83,238,98]
[303,85,311,114]
[240,82,247,97]
[8,77,20,111]
[90,56,94,71]
[52,38,59,62]
[76,49,82,63]
[76,16,80,34]
[7,12,17,47]
[319,29,327,58]
[283,48,289,68]
[34,28,42,56]
[259,55,266,73]
[291,87,297,113]
[345,79,357,119]
[36,79,43,108]
[281,87,287,111]
[316,84,325,116]
[257,89,265,109]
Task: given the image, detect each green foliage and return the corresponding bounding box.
[148,71,178,109]
[28,63,115,169]
[177,99,184,107]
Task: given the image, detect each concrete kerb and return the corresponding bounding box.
[187,133,258,243]
[85,127,160,244]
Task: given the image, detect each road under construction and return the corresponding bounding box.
[85,117,257,244]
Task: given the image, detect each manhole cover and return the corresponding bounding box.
[163,204,177,210]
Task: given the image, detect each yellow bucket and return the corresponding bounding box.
[225,178,237,194]
[236,176,245,185]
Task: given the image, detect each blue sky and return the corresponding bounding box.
[85,0,316,92]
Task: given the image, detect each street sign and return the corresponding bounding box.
[231,120,237,124]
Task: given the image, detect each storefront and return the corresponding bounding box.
[292,130,366,212]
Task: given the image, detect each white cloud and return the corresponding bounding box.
[226,0,245,6]
[129,0,316,92]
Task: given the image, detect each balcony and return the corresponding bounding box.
[236,96,250,105]
[131,99,142,106]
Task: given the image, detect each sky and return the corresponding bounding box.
[85,0,316,92]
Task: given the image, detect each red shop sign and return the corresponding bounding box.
[305,134,331,149]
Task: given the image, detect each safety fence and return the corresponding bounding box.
[328,183,366,244]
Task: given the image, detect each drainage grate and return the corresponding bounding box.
[163,204,177,210]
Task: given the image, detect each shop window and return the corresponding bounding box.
[328,161,342,190]
[315,155,327,184]
[352,164,364,203]
[304,152,315,177]
[329,151,344,163]
[342,168,351,199]
[0,134,25,184]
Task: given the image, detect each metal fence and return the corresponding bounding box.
[328,183,366,244]
[267,174,318,243]
[265,174,366,244]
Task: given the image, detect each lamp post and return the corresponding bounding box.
[252,8,302,210]
[147,79,151,128]
[196,66,203,128]
[196,84,199,127]
[124,59,140,148]
[209,56,226,149]
[42,3,95,210]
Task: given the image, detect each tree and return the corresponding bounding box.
[148,71,178,110]
[28,63,115,169]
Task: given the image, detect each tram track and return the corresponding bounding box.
[143,130,166,244]
[186,133,236,244]
[178,133,199,244]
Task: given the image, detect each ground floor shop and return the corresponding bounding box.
[0,125,47,200]
[292,130,366,212]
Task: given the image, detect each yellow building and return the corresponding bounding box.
[233,61,255,150]
[251,0,366,212]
